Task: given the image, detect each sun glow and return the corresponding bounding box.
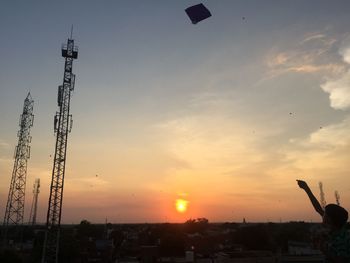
[175,199,188,213]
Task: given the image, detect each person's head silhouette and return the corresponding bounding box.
[323,204,348,229]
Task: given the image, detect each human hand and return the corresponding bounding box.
[296,180,309,190]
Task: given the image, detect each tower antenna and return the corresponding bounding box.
[29,178,40,225]
[2,93,34,247]
[335,190,340,205]
[42,31,78,263]
[70,25,73,39]
[319,182,326,209]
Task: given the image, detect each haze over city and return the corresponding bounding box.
[1,1,350,224]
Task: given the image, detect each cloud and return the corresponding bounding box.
[309,117,350,147]
[0,140,9,149]
[300,33,337,49]
[290,117,350,148]
[288,64,344,74]
[65,176,111,192]
[301,34,326,44]
[267,53,344,78]
[267,51,344,76]
[267,32,345,78]
[153,112,290,187]
[338,37,350,64]
[0,157,11,163]
[286,117,350,178]
[321,70,350,110]
[268,53,290,67]
[339,48,350,64]
[320,44,350,110]
[266,32,350,110]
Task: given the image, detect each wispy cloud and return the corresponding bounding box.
[285,117,350,183]
[268,52,290,67]
[290,117,350,148]
[300,33,327,44]
[267,33,344,78]
[0,158,11,162]
[267,53,344,76]
[66,176,111,192]
[0,140,9,149]
[309,118,350,146]
[288,64,344,74]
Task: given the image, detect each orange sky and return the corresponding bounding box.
[1,1,350,223]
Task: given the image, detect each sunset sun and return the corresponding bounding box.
[175,199,188,213]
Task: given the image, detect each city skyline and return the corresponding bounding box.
[1,1,350,223]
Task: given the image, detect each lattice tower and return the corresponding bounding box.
[29,178,40,225]
[2,93,34,244]
[319,182,326,209]
[335,190,340,206]
[41,31,78,263]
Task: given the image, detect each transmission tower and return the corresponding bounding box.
[2,93,34,244]
[28,178,40,225]
[319,182,326,209]
[335,190,340,205]
[41,31,78,263]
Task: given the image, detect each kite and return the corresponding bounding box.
[185,3,211,24]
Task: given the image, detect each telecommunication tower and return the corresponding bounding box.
[319,182,326,209]
[2,93,34,243]
[28,178,40,225]
[335,190,340,205]
[41,30,78,263]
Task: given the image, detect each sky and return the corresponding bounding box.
[1,0,350,224]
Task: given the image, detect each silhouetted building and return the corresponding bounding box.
[140,245,159,263]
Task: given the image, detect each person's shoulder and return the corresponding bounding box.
[343,227,350,246]
[331,226,350,246]
[341,226,350,237]
[344,225,350,236]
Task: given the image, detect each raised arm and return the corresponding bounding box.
[296,180,324,217]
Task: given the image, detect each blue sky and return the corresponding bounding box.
[1,1,350,223]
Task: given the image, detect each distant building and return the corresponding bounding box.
[185,251,194,262]
[287,241,322,256]
[279,255,324,263]
[216,251,276,263]
[140,245,159,263]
